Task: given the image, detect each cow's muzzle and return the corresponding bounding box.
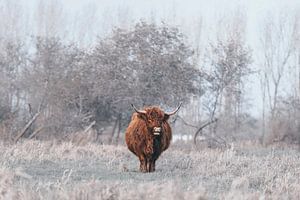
[153,127,161,135]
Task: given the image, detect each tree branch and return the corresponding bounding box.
[193,118,218,145]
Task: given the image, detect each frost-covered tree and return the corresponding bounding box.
[89,22,201,118]
[22,37,87,137]
[201,36,252,141]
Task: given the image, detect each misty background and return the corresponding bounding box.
[1,0,300,146]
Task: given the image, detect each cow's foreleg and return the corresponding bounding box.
[147,159,156,172]
[139,156,147,173]
[146,158,151,172]
[146,157,156,172]
[150,160,156,172]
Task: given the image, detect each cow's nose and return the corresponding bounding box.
[153,127,161,135]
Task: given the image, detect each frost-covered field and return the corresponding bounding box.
[0,140,300,200]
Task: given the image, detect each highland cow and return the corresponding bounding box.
[125,103,182,172]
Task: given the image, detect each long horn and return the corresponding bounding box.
[164,102,182,116]
[131,104,147,114]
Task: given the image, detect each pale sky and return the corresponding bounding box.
[11,0,300,44]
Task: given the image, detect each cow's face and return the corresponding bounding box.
[142,107,167,136]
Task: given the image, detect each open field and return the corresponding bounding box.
[0,140,300,200]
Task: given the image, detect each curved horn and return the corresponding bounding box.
[131,104,146,114]
[164,102,182,116]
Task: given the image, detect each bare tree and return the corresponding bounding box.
[199,38,252,142]
[260,12,300,143]
[20,37,88,139]
[0,39,26,139]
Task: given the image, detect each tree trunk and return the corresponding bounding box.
[115,114,122,145]
[108,118,118,145]
[14,112,40,143]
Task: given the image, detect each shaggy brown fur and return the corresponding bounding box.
[125,106,172,172]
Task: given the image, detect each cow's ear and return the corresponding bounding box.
[137,113,147,121]
[163,114,170,121]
